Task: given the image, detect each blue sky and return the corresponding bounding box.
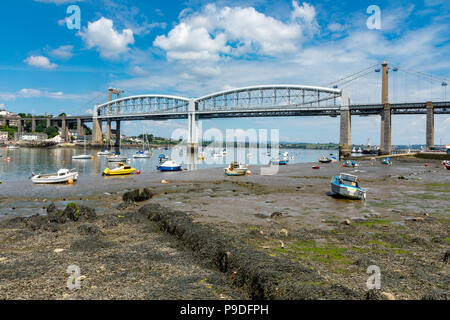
[0,0,449,144]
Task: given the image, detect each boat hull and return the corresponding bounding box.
[224,168,247,176]
[32,173,78,184]
[331,181,366,200]
[158,166,182,171]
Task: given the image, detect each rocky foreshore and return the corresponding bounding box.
[0,158,449,300]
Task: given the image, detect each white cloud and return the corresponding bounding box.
[19,88,43,97]
[49,45,74,59]
[130,66,148,76]
[24,55,57,69]
[79,17,135,59]
[154,2,319,61]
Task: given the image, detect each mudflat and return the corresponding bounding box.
[0,157,449,299]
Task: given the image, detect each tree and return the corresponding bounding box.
[58,112,67,117]
[44,126,59,139]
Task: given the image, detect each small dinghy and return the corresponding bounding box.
[31,169,78,184]
[312,166,320,169]
[7,145,19,149]
[72,154,93,160]
[443,160,450,170]
[382,157,392,165]
[319,154,332,163]
[343,160,357,167]
[133,150,151,158]
[103,162,136,176]
[157,160,182,172]
[270,158,289,165]
[224,161,248,176]
[108,153,128,162]
[331,173,366,200]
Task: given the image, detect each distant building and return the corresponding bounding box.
[14,132,48,141]
[0,131,8,141]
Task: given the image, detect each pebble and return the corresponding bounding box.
[280,229,288,237]
[0,257,8,262]
[381,292,396,300]
[161,180,168,184]
[342,219,351,225]
[54,248,65,253]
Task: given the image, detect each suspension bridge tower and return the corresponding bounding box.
[379,61,392,155]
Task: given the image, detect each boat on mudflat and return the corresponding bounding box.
[331,173,366,200]
[382,157,392,165]
[319,154,332,163]
[31,169,78,184]
[224,161,248,176]
[157,160,182,172]
[103,162,136,176]
[343,160,357,167]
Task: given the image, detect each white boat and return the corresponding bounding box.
[157,160,182,171]
[213,152,223,158]
[7,145,19,149]
[31,169,78,184]
[73,138,92,160]
[133,128,152,158]
[330,173,366,200]
[108,153,129,162]
[97,149,111,155]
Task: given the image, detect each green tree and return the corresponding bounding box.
[44,126,59,139]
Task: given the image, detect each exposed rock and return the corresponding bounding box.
[270,212,283,218]
[342,219,351,225]
[366,289,382,300]
[122,188,153,203]
[280,229,288,237]
[443,250,450,264]
[54,248,65,253]
[421,289,449,300]
[63,202,96,222]
[79,224,103,237]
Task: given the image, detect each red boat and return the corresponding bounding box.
[312,166,320,169]
[446,165,450,170]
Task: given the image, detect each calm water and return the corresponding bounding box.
[0,146,337,183]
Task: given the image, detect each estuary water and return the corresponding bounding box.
[0,146,336,183]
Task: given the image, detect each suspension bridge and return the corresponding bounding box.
[15,61,450,158]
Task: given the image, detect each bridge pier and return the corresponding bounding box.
[187,100,199,154]
[46,117,51,128]
[426,101,434,149]
[115,120,121,152]
[92,117,103,144]
[379,103,392,155]
[17,119,23,134]
[339,90,351,160]
[106,119,112,144]
[31,117,36,132]
[61,116,68,143]
[77,117,84,137]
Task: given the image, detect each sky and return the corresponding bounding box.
[0,0,449,145]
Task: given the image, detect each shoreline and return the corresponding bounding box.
[0,157,449,299]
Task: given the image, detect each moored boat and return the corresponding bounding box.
[108,153,128,162]
[133,150,151,158]
[157,160,182,171]
[97,149,111,155]
[381,157,392,165]
[331,173,366,200]
[224,161,248,176]
[103,162,136,176]
[7,145,19,149]
[343,160,357,167]
[31,168,78,184]
[318,154,332,163]
[158,154,169,162]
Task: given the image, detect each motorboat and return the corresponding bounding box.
[31,168,78,184]
[108,153,128,162]
[103,162,136,176]
[97,149,111,155]
[224,161,248,176]
[6,145,19,149]
[157,160,182,171]
[331,173,366,200]
[442,160,450,170]
[343,160,357,167]
[270,157,288,165]
[319,154,332,163]
[352,147,357,153]
[381,157,392,165]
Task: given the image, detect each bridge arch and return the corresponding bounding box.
[194,85,342,112]
[95,94,191,117]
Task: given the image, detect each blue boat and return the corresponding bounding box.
[343,160,357,167]
[157,160,182,171]
[331,173,366,200]
[382,157,392,165]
